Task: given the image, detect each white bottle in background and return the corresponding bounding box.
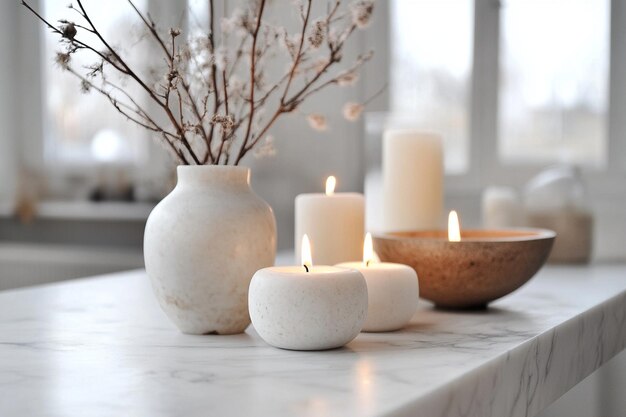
[481,186,523,229]
[524,166,593,263]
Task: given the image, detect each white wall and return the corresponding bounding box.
[0,1,19,207]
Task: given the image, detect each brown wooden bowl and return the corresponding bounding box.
[373,229,555,309]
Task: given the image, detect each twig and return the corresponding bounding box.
[75,0,200,164]
[235,0,267,165]
[22,0,376,166]
[281,0,312,104]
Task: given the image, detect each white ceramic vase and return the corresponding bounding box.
[144,166,276,335]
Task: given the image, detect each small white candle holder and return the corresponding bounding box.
[336,262,418,332]
[337,233,419,332]
[249,266,368,351]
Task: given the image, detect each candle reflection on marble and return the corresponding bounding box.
[355,359,375,416]
[249,235,368,351]
[373,211,556,309]
[337,233,418,332]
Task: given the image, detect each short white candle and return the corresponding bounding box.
[295,176,365,265]
[249,235,368,351]
[337,233,419,332]
[382,130,444,232]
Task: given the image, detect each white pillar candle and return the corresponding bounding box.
[337,233,418,332]
[382,130,444,232]
[295,176,365,265]
[249,235,368,351]
[482,186,523,228]
[365,170,384,233]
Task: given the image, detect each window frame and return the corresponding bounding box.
[9,0,626,199]
[13,0,201,185]
[371,0,626,197]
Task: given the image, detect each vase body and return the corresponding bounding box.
[144,166,276,334]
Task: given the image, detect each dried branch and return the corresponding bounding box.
[280,0,312,105]
[235,0,267,164]
[22,0,376,166]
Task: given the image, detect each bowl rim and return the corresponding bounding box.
[373,227,556,243]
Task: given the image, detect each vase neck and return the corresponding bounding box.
[176,166,250,189]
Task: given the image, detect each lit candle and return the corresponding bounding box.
[249,235,368,350]
[448,210,461,242]
[337,233,419,332]
[382,130,444,232]
[295,176,365,264]
[372,211,556,309]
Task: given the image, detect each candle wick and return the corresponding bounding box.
[366,260,371,267]
[303,264,309,273]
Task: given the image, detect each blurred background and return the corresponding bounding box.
[0,1,625,415]
[2,0,625,287]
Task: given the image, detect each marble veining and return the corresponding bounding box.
[0,265,624,417]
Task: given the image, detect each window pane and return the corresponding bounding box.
[391,0,473,173]
[499,0,609,166]
[42,1,148,165]
[188,0,208,30]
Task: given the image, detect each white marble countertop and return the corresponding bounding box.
[0,265,624,417]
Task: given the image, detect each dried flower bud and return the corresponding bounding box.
[80,79,91,93]
[358,50,375,63]
[350,0,374,29]
[221,16,235,34]
[285,61,301,76]
[281,31,302,60]
[229,76,245,99]
[54,52,71,69]
[240,8,256,34]
[61,22,77,40]
[223,115,235,131]
[214,46,228,71]
[169,28,181,37]
[337,71,359,87]
[307,114,328,131]
[342,102,364,121]
[167,69,179,86]
[292,0,305,14]
[211,114,235,134]
[313,58,329,73]
[307,19,326,49]
[254,135,277,158]
[220,7,253,36]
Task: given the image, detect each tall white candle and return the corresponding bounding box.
[382,130,444,232]
[295,176,365,265]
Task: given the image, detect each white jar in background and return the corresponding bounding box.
[481,186,523,229]
[524,166,593,263]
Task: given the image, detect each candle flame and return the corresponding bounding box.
[325,176,336,196]
[302,234,313,272]
[363,232,376,266]
[448,210,461,242]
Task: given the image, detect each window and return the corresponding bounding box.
[499,0,610,167]
[389,0,615,175]
[188,0,209,30]
[41,0,149,166]
[391,0,474,174]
